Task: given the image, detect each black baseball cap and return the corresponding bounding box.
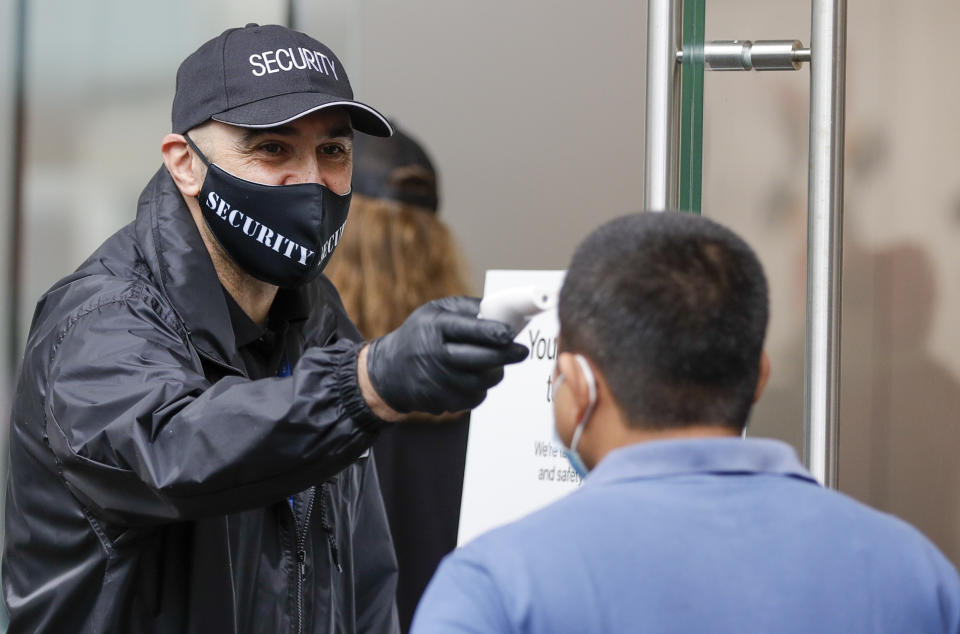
[172,23,392,137]
[352,124,440,212]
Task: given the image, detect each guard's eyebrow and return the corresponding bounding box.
[327,126,355,140]
[238,125,298,148]
[238,125,354,149]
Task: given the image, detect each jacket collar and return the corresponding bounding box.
[133,166,350,371]
[132,166,244,369]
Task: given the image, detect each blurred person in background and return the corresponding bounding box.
[326,125,472,633]
[411,211,960,634]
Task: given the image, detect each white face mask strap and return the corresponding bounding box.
[551,373,565,401]
[569,354,597,453]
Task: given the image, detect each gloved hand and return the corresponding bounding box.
[366,296,529,415]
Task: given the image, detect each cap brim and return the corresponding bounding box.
[212,93,393,137]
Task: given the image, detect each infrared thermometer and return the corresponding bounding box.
[478,286,557,333]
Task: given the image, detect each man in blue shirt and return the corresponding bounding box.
[411,212,960,633]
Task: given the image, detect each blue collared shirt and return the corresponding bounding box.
[412,438,960,633]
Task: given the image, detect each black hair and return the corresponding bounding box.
[558,211,769,430]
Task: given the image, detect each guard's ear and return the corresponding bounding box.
[161,133,205,197]
[753,351,771,403]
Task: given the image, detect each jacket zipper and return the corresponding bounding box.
[317,483,342,573]
[191,327,343,632]
[294,486,317,634]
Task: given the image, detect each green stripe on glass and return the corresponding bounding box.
[678,0,705,214]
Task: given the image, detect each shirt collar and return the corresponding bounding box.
[223,286,311,349]
[223,289,263,348]
[585,437,818,488]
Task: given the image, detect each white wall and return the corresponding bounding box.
[354,0,648,292]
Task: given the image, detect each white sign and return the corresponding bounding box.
[457,270,582,547]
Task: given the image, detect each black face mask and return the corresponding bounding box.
[184,134,351,288]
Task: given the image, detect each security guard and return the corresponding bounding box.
[2,24,526,633]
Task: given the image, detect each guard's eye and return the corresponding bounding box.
[320,143,347,156]
[257,143,285,156]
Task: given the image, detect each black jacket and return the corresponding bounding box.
[2,167,399,633]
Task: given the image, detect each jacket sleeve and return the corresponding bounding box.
[42,291,387,525]
[352,452,400,633]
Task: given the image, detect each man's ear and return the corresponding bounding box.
[753,351,771,403]
[556,351,594,420]
[161,133,204,197]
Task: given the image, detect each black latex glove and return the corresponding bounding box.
[366,296,530,415]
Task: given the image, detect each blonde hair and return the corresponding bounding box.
[326,194,472,339]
